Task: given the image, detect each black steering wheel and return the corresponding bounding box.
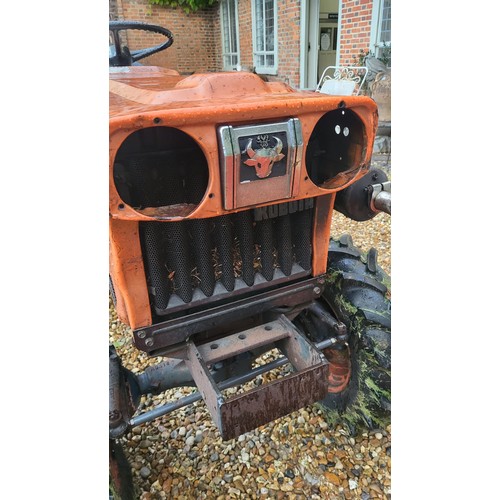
[109,21,174,67]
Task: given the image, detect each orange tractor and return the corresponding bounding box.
[109,21,391,499]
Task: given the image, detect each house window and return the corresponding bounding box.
[221,0,240,70]
[252,0,278,74]
[371,0,391,67]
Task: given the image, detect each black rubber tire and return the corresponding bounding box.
[295,234,391,433]
[109,439,136,500]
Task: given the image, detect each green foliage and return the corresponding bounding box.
[353,49,371,67]
[148,0,219,13]
[353,42,391,67]
[377,42,391,67]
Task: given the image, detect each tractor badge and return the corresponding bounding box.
[243,136,285,178]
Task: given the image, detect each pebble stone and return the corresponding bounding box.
[109,157,391,500]
[139,466,151,479]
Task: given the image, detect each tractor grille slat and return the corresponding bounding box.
[215,215,235,292]
[275,214,293,276]
[142,222,171,309]
[188,219,215,297]
[140,199,314,316]
[257,219,275,281]
[164,221,193,303]
[234,210,255,286]
[292,209,312,271]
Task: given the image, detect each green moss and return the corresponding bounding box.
[113,338,126,349]
[335,294,359,317]
[325,270,342,285]
[315,260,391,433]
[365,377,391,400]
[381,274,391,292]
[109,482,117,499]
[320,405,342,427]
[322,347,391,432]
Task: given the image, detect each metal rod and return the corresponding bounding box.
[373,191,391,215]
[129,337,335,427]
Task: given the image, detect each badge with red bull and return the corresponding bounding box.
[218,120,302,210]
[240,134,287,182]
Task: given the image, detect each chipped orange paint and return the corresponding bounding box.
[109,66,378,330]
[109,219,151,327]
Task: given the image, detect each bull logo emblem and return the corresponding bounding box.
[243,136,285,178]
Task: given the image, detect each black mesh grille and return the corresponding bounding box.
[214,215,236,292]
[140,199,315,315]
[234,210,255,286]
[188,219,216,297]
[141,222,171,309]
[257,219,275,281]
[291,209,313,271]
[164,221,193,303]
[275,214,293,276]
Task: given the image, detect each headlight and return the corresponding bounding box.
[305,108,367,190]
[113,126,209,218]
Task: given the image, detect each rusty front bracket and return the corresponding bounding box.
[184,315,329,440]
[109,346,141,439]
[134,276,326,355]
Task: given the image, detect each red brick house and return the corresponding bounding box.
[109,0,390,90]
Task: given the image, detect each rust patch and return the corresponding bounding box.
[324,347,352,394]
[137,204,198,219]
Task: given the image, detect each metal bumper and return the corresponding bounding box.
[185,315,329,440]
[112,312,336,440]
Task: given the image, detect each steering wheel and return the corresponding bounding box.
[109,21,174,67]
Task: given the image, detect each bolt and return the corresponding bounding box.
[145,338,154,347]
[313,287,321,295]
[109,410,122,424]
[137,331,146,339]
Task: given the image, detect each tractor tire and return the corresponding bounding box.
[295,234,391,432]
[109,439,136,500]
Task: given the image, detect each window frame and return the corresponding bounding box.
[251,0,278,75]
[370,0,391,66]
[220,0,241,71]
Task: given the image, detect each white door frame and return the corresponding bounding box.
[300,0,343,90]
[299,0,308,88]
[336,0,343,66]
[299,0,319,89]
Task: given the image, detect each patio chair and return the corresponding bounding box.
[316,66,368,96]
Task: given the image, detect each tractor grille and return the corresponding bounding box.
[140,199,315,316]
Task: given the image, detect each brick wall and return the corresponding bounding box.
[110,0,218,74]
[209,0,253,71]
[235,0,253,70]
[231,0,301,88]
[276,0,301,87]
[109,0,302,87]
[109,0,118,19]
[109,1,376,87]
[339,0,373,66]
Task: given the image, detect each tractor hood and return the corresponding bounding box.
[110,66,296,114]
[109,66,376,121]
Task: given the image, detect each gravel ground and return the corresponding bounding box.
[109,155,391,499]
